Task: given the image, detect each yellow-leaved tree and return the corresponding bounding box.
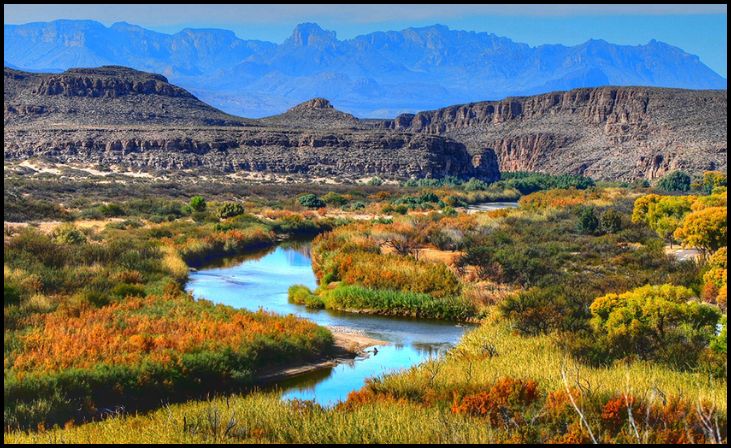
[673,206,727,255]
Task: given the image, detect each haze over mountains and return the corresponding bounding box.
[4,20,727,117]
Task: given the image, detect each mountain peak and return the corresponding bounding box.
[292,97,333,110]
[287,23,337,47]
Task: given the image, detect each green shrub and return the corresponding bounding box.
[576,206,599,235]
[656,171,691,192]
[288,284,315,306]
[322,192,348,207]
[462,178,489,191]
[298,194,326,209]
[499,286,587,335]
[599,209,623,233]
[589,284,721,368]
[51,224,87,245]
[99,203,125,217]
[190,196,207,212]
[218,202,245,219]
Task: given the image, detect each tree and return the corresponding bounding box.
[590,284,720,366]
[656,171,691,192]
[631,194,695,245]
[576,206,599,234]
[702,171,727,195]
[599,209,622,234]
[673,206,727,254]
[298,194,326,209]
[190,196,206,212]
[218,202,245,219]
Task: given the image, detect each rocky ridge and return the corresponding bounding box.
[4,66,726,181]
[4,67,498,181]
[380,87,727,180]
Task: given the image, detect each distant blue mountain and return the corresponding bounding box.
[4,20,726,117]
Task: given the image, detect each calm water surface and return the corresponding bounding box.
[465,201,519,213]
[186,241,469,406]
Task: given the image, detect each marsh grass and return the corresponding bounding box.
[5,321,725,444]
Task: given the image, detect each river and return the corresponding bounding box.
[185,240,469,406]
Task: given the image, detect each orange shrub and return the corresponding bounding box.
[519,188,600,210]
[451,377,539,425]
[11,294,329,373]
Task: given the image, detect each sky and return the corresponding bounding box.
[4,4,728,77]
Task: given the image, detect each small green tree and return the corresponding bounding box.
[599,209,622,233]
[298,194,325,208]
[367,176,384,186]
[656,171,691,192]
[218,202,245,219]
[190,196,206,212]
[576,206,599,234]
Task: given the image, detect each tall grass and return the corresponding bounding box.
[6,321,726,444]
[322,284,475,321]
[371,321,727,412]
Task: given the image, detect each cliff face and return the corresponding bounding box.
[4,66,725,182]
[381,87,727,180]
[3,67,498,181]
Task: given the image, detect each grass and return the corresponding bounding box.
[371,320,727,412]
[288,284,476,321]
[5,320,726,444]
[4,393,498,444]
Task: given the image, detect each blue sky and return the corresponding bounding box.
[4,4,728,77]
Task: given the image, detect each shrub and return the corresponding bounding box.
[51,224,87,245]
[599,209,622,233]
[298,194,326,209]
[589,284,721,367]
[288,285,324,309]
[631,194,695,244]
[321,192,348,206]
[367,176,384,186]
[218,202,245,219]
[462,178,489,191]
[451,377,539,426]
[499,287,587,335]
[99,203,125,217]
[323,285,475,320]
[189,196,206,212]
[576,206,599,235]
[656,171,691,192]
[702,171,727,194]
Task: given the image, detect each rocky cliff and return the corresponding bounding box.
[3,66,498,181]
[380,87,727,180]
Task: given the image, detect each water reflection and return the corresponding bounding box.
[186,242,470,406]
[465,201,519,213]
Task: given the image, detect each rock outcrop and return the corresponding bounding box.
[3,66,498,181]
[380,87,727,180]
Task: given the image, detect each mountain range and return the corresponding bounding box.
[4,66,726,181]
[4,20,727,117]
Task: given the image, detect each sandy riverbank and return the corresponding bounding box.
[256,326,388,383]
